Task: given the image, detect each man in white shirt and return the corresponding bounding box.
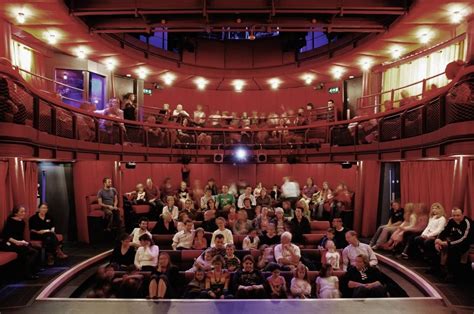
[172,104,190,118]
[281,177,300,207]
[211,217,234,247]
[274,231,301,270]
[342,230,378,271]
[130,217,152,248]
[172,220,194,250]
[237,186,256,209]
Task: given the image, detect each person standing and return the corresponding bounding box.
[97,177,121,231]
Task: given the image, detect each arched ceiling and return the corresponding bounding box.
[0,0,472,90]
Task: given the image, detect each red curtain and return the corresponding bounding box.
[0,161,13,231]
[465,160,474,219]
[400,161,455,214]
[354,161,381,237]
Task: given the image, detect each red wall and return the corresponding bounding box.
[143,84,343,115]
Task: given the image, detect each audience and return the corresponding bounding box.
[242,228,260,250]
[205,255,230,299]
[332,218,349,249]
[316,264,341,298]
[130,217,152,248]
[148,252,180,298]
[370,200,404,249]
[274,232,301,271]
[211,217,234,247]
[342,231,377,271]
[97,177,121,231]
[266,263,287,298]
[346,255,386,298]
[110,234,135,269]
[192,227,208,250]
[232,255,266,298]
[224,244,241,272]
[172,219,194,250]
[134,234,159,271]
[162,196,179,221]
[290,263,312,298]
[151,212,177,235]
[290,207,311,244]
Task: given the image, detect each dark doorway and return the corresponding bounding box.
[344,76,362,119]
[378,162,401,225]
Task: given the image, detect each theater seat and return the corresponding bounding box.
[132,205,150,215]
[310,221,330,234]
[148,221,157,230]
[0,251,18,266]
[303,234,324,248]
[233,234,246,249]
[86,195,105,244]
[152,234,174,249]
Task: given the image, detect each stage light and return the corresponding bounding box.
[232,79,245,92]
[162,72,176,85]
[301,73,315,85]
[234,147,248,161]
[137,67,148,80]
[360,58,373,71]
[332,67,344,80]
[268,78,281,90]
[390,46,403,59]
[16,12,26,24]
[194,77,209,90]
[105,59,116,71]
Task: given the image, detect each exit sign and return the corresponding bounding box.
[143,88,152,95]
[328,86,340,94]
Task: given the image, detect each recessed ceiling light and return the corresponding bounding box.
[268,78,282,90]
[137,67,148,79]
[44,31,58,45]
[390,46,403,59]
[162,72,176,85]
[194,77,209,90]
[417,29,433,44]
[360,58,373,71]
[331,67,344,80]
[105,59,116,70]
[301,73,316,85]
[349,75,354,79]
[232,79,245,92]
[16,12,26,24]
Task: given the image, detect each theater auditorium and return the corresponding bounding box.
[0,0,473,313]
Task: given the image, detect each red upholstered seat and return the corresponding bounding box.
[132,205,150,215]
[152,234,174,247]
[30,233,64,249]
[148,221,157,230]
[86,195,104,218]
[0,251,18,266]
[303,233,324,248]
[310,221,330,234]
[233,234,246,249]
[181,250,202,262]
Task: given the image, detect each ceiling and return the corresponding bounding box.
[0,0,472,91]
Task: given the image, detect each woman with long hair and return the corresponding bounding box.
[148,252,180,299]
[381,203,416,251]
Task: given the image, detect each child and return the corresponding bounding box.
[224,243,241,272]
[163,195,179,220]
[318,228,335,249]
[183,268,207,298]
[192,227,208,250]
[324,240,340,270]
[189,249,213,272]
[266,264,287,298]
[211,217,234,247]
[316,264,340,299]
[290,263,311,298]
[205,255,230,299]
[242,228,260,250]
[227,206,238,228]
[257,245,275,270]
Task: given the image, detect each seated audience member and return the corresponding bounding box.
[227,205,238,228]
[317,263,341,299]
[182,199,202,221]
[274,232,301,271]
[301,177,318,205]
[256,188,272,208]
[224,243,241,272]
[130,217,152,248]
[115,265,144,299]
[172,104,190,119]
[205,178,219,196]
[325,240,341,270]
[237,186,257,209]
[29,203,67,265]
[176,181,190,208]
[260,223,280,247]
[200,189,214,210]
[243,228,260,250]
[1,206,40,279]
[381,202,417,251]
[346,255,387,298]
[233,210,253,235]
[192,227,208,250]
[176,212,190,232]
[266,264,287,299]
[206,198,218,217]
[216,185,235,211]
[318,228,336,249]
[162,195,179,221]
[253,182,263,198]
[130,183,147,204]
[122,93,136,121]
[97,177,121,231]
[232,255,267,298]
[402,202,445,259]
[430,207,472,280]
[144,178,162,219]
[160,178,175,202]
[312,181,333,220]
[281,177,301,206]
[241,198,256,220]
[205,255,230,299]
[290,263,311,299]
[151,212,177,235]
[88,265,116,298]
[202,209,218,232]
[290,207,311,245]
[110,234,135,269]
[332,217,349,249]
[256,245,275,270]
[193,104,206,126]
[445,61,473,106]
[183,269,207,299]
[148,252,180,299]
[253,206,273,231]
[270,184,281,202]
[342,231,377,271]
[274,207,286,235]
[134,234,159,271]
[399,90,417,107]
[172,219,194,250]
[211,217,234,247]
[370,200,404,249]
[331,183,352,218]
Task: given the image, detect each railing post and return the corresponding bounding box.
[400,112,405,139]
[421,79,427,97]
[118,123,124,144]
[50,106,57,135]
[94,118,100,143]
[390,89,395,105]
[439,96,446,127]
[143,127,148,147]
[33,96,40,130]
[420,106,426,134]
[72,113,77,139]
[354,123,359,145]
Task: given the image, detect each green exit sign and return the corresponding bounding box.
[143,88,152,95]
[328,86,340,94]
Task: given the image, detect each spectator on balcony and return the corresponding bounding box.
[197,131,212,150]
[193,104,206,126]
[346,255,386,298]
[151,211,177,235]
[445,61,473,106]
[172,104,190,119]
[294,107,308,126]
[98,177,121,231]
[122,93,136,121]
[157,103,170,124]
[342,231,378,271]
[306,103,315,122]
[233,209,253,236]
[237,186,257,209]
[382,100,394,112]
[325,100,338,122]
[216,185,235,212]
[399,90,417,107]
[369,200,404,250]
[208,110,222,127]
[77,102,96,141]
[290,207,311,245]
[162,196,179,221]
[144,115,163,143]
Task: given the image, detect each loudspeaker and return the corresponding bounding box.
[257,153,267,163]
[213,153,224,163]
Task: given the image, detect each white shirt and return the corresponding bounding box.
[173,109,189,117]
[194,111,206,124]
[421,216,447,238]
[130,228,152,246]
[342,241,377,271]
[162,205,179,220]
[172,230,195,250]
[274,243,301,265]
[290,278,311,297]
[242,235,260,250]
[134,245,159,269]
[237,194,256,208]
[210,228,234,247]
[325,251,341,270]
[281,181,300,198]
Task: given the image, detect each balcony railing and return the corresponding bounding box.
[0,61,473,155]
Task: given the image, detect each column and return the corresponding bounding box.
[0,20,12,62]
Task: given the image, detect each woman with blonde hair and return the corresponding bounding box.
[380,203,416,251]
[404,202,447,260]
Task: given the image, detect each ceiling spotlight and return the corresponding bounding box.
[194,77,209,90]
[450,11,463,23]
[63,73,68,80]
[232,79,245,92]
[417,30,432,44]
[137,68,148,80]
[234,147,248,161]
[76,48,87,59]
[360,58,373,71]
[332,67,344,80]
[105,59,116,71]
[249,30,256,41]
[126,74,131,77]
[162,72,176,85]
[268,78,281,90]
[391,46,403,59]
[301,73,316,85]
[45,31,58,45]
[16,12,26,24]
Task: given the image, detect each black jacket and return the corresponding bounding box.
[438,217,472,251]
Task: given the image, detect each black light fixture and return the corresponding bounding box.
[341,161,353,169]
[125,162,136,169]
[213,153,224,163]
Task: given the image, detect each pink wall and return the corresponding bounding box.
[143,84,343,115]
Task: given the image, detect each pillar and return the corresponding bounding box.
[0,20,12,62]
[451,156,469,209]
[465,14,474,64]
